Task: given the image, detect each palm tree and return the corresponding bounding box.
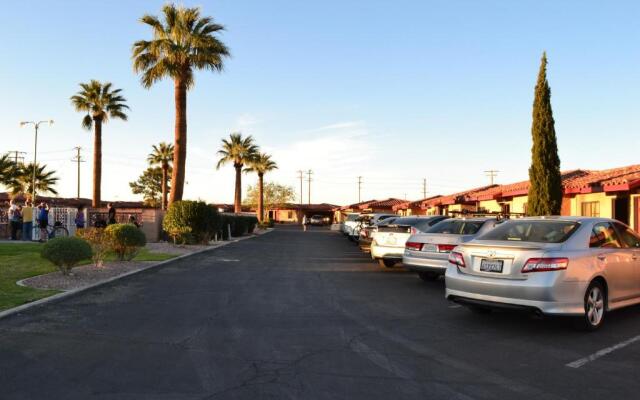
[10,163,59,198]
[132,4,230,206]
[216,133,259,213]
[244,153,278,222]
[0,154,18,189]
[70,80,129,207]
[147,142,174,210]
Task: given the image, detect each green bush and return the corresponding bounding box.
[219,214,259,239]
[105,224,147,261]
[163,201,222,244]
[41,237,92,275]
[76,228,110,267]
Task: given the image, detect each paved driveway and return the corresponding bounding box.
[1,225,640,399]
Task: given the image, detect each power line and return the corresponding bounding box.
[484,170,499,185]
[5,150,26,165]
[71,147,85,199]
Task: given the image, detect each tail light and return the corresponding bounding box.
[437,244,456,253]
[448,251,465,268]
[410,227,418,234]
[405,242,423,251]
[521,258,569,273]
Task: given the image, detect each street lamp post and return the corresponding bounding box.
[19,120,54,203]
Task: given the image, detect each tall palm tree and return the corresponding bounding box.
[132,4,230,206]
[70,80,129,207]
[147,142,174,210]
[216,133,259,213]
[0,154,18,189]
[244,153,278,222]
[10,163,59,198]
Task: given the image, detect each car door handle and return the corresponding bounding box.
[597,254,607,261]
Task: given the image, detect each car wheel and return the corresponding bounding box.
[418,271,439,282]
[379,259,396,268]
[580,281,606,331]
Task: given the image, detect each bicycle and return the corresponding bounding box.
[32,222,69,241]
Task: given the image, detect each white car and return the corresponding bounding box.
[341,213,360,237]
[371,216,448,268]
[403,218,499,281]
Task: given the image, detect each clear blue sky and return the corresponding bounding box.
[0,0,638,205]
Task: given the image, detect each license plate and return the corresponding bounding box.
[480,259,504,273]
[421,244,437,252]
[386,236,397,245]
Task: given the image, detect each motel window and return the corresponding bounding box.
[287,211,293,219]
[581,202,600,217]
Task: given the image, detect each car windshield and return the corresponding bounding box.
[477,220,579,243]
[428,219,486,235]
[346,214,359,222]
[377,217,397,226]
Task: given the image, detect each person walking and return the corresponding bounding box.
[74,205,86,230]
[37,202,50,242]
[107,203,117,225]
[22,200,33,241]
[8,200,20,240]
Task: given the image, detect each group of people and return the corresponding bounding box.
[7,200,52,241]
[5,201,141,242]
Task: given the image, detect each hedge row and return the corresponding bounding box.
[162,201,258,244]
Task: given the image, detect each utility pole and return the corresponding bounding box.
[19,120,54,203]
[71,147,85,199]
[297,170,304,205]
[357,176,363,203]
[422,178,427,199]
[306,169,313,205]
[484,170,499,185]
[6,151,26,165]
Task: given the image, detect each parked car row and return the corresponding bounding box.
[341,213,640,330]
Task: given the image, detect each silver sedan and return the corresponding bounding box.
[403,218,498,281]
[445,216,640,330]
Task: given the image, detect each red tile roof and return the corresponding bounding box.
[564,165,640,193]
[367,198,408,209]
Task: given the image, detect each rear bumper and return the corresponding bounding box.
[444,265,587,316]
[402,251,449,274]
[371,243,404,260]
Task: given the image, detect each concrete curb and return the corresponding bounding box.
[0,229,273,321]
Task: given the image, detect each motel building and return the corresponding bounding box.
[394,164,640,230]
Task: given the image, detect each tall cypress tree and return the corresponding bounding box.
[527,52,563,216]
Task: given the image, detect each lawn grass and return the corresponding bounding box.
[0,242,176,312]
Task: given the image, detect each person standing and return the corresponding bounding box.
[74,205,86,230]
[22,200,33,241]
[107,203,117,225]
[8,200,20,240]
[37,202,50,242]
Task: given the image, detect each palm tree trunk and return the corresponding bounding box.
[234,164,242,213]
[258,173,264,222]
[92,117,102,208]
[169,78,187,205]
[161,164,168,210]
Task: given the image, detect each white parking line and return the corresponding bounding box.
[566,334,640,368]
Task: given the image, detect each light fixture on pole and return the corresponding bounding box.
[19,120,54,203]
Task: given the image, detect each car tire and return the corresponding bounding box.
[578,280,606,331]
[418,271,439,282]
[379,259,396,268]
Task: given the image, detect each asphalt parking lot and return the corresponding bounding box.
[1,225,640,399]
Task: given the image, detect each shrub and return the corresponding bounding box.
[76,228,110,267]
[163,201,221,244]
[219,214,259,238]
[105,224,147,261]
[41,237,92,275]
